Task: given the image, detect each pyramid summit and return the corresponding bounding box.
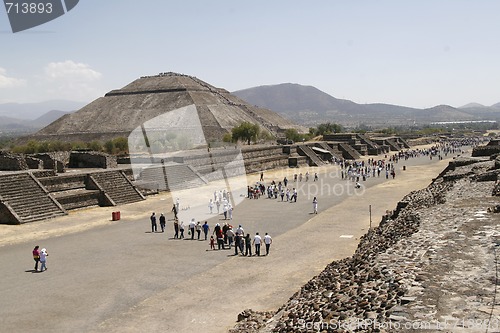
[30,72,302,144]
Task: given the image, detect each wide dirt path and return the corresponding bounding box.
[0,149,460,333]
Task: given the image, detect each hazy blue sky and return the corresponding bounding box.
[1,0,499,109]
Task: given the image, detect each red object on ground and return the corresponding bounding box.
[112,211,121,221]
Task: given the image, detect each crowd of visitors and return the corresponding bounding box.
[145,138,475,260]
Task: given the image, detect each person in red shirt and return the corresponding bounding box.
[32,246,40,271]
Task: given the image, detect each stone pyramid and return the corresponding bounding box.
[30,72,303,143]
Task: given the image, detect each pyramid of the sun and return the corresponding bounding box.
[30,72,302,143]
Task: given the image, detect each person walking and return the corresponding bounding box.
[223,200,228,220]
[159,213,166,232]
[216,200,220,214]
[234,225,244,255]
[171,204,178,220]
[189,219,196,240]
[174,220,179,239]
[210,236,215,250]
[195,221,202,240]
[253,232,262,256]
[175,198,180,213]
[202,221,210,240]
[312,197,318,214]
[39,248,48,272]
[264,233,272,255]
[226,227,235,249]
[179,221,185,239]
[244,234,252,256]
[222,223,229,244]
[150,212,157,233]
[216,228,225,250]
[228,203,233,220]
[32,245,40,271]
[208,199,214,214]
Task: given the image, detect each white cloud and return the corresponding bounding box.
[0,68,26,88]
[44,60,102,81]
[42,60,103,101]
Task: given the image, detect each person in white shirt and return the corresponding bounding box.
[226,227,235,249]
[189,219,196,240]
[234,225,245,255]
[39,248,48,272]
[263,233,272,255]
[312,197,318,214]
[253,232,262,256]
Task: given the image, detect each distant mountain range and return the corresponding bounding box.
[2,87,500,135]
[233,83,500,127]
[0,100,83,134]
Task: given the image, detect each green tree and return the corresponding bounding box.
[25,140,39,154]
[104,140,115,154]
[222,133,233,143]
[259,130,274,142]
[284,128,302,142]
[315,122,344,136]
[87,140,103,152]
[113,137,129,153]
[231,122,260,145]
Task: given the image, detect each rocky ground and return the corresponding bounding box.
[230,156,500,333]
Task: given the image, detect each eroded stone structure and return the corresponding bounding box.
[69,151,118,169]
[0,151,29,171]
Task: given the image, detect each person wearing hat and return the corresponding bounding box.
[39,248,49,272]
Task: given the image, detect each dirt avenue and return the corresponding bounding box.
[0,148,469,333]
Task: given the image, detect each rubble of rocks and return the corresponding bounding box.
[231,155,500,333]
[229,309,275,333]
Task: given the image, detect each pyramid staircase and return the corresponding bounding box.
[39,173,104,210]
[0,172,67,224]
[357,134,384,155]
[314,142,342,160]
[137,163,208,192]
[297,145,324,166]
[385,138,402,151]
[337,142,361,160]
[92,171,145,205]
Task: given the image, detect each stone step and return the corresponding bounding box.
[92,171,144,205]
[0,172,67,224]
[21,211,66,223]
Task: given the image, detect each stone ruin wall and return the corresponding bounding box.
[69,151,118,169]
[0,151,29,171]
[471,145,500,157]
[0,151,69,172]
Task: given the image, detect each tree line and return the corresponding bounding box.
[5,137,129,155]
